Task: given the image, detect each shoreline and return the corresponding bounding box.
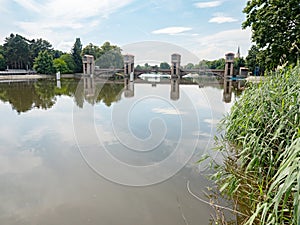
[0,74,76,80]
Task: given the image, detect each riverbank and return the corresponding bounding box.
[211,65,300,224]
[0,74,76,81]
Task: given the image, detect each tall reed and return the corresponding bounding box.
[213,65,300,224]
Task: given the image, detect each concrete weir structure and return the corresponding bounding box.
[123,54,134,76]
[224,52,235,77]
[82,55,95,75]
[223,53,234,103]
[171,53,181,78]
[80,52,244,78]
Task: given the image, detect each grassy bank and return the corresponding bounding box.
[212,65,300,224]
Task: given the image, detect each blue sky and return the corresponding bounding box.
[0,0,252,61]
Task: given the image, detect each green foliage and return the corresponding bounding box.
[60,54,76,73]
[82,41,124,69]
[96,83,123,107]
[0,79,80,113]
[208,58,225,69]
[0,45,4,55]
[212,65,300,224]
[135,63,152,70]
[246,45,265,75]
[95,49,123,69]
[71,38,83,73]
[100,41,119,53]
[29,38,53,66]
[53,58,69,74]
[159,62,170,69]
[52,49,64,59]
[234,57,245,69]
[234,57,246,74]
[184,63,195,69]
[33,50,54,74]
[194,59,225,70]
[82,43,102,60]
[0,54,6,70]
[3,33,31,69]
[243,0,300,70]
[1,33,57,70]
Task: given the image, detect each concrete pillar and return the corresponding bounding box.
[123,54,134,77]
[171,53,181,78]
[170,78,180,101]
[82,55,95,75]
[225,53,235,77]
[124,77,134,98]
[223,78,232,103]
[83,76,95,98]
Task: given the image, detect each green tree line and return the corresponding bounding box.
[0,34,123,75]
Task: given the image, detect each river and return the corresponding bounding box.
[0,76,242,225]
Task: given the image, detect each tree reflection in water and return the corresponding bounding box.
[0,78,127,113]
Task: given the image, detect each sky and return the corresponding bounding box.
[0,0,252,62]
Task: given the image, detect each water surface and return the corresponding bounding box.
[0,77,239,225]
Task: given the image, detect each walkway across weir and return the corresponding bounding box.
[83,53,237,78]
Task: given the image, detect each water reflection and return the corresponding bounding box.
[223,78,232,103]
[222,78,246,103]
[0,78,125,112]
[0,76,243,225]
[170,78,180,101]
[124,77,134,98]
[0,79,76,113]
[0,76,245,114]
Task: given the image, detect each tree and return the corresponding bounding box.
[0,46,6,70]
[0,54,6,71]
[33,50,54,74]
[60,54,76,73]
[100,41,119,54]
[29,38,53,67]
[3,33,30,69]
[52,50,64,59]
[159,62,170,69]
[135,65,142,70]
[95,42,123,69]
[184,63,195,69]
[95,49,123,69]
[144,63,151,70]
[243,0,300,70]
[53,58,69,74]
[82,43,101,60]
[71,38,83,73]
[233,57,246,74]
[246,45,265,75]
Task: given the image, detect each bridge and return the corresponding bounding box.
[82,53,234,79]
[133,68,224,77]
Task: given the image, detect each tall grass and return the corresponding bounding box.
[213,65,300,224]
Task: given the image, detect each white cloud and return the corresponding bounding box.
[13,0,42,13]
[0,152,42,174]
[204,118,219,126]
[193,28,252,60]
[209,15,238,24]
[44,0,131,21]
[0,0,10,12]
[10,0,134,51]
[122,41,200,66]
[152,108,186,115]
[194,1,222,8]
[152,26,192,35]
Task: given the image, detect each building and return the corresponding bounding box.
[236,46,240,59]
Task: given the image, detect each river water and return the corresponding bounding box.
[0,76,240,225]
